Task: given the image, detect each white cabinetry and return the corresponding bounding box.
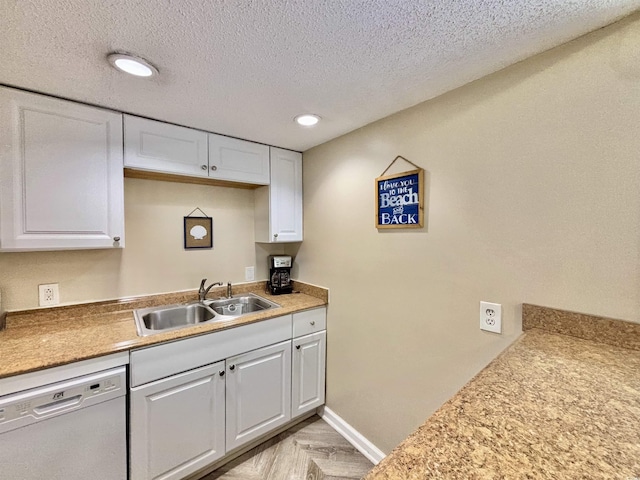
[0,87,124,251]
[292,307,327,417]
[255,147,303,243]
[124,115,209,178]
[129,314,308,479]
[129,309,326,479]
[208,134,270,185]
[292,331,326,417]
[130,362,226,480]
[226,340,292,451]
[123,116,270,186]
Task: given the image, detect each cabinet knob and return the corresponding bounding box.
[310,321,315,326]
[211,165,218,171]
[273,233,278,240]
[201,164,207,170]
[219,370,225,377]
[296,345,301,350]
[229,365,235,371]
[113,236,121,242]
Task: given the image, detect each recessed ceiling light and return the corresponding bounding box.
[294,114,321,127]
[107,53,158,77]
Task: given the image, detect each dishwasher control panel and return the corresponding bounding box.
[0,366,125,434]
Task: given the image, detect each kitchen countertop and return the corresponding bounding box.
[0,281,327,379]
[365,305,640,479]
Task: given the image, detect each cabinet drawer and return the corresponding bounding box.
[292,307,326,337]
[130,315,292,387]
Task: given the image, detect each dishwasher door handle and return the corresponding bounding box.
[33,394,82,415]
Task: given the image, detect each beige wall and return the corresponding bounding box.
[0,178,284,310]
[297,14,640,453]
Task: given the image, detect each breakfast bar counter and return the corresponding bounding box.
[365,305,640,479]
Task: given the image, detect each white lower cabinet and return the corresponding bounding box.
[129,310,326,479]
[292,331,326,417]
[130,362,226,480]
[225,340,292,451]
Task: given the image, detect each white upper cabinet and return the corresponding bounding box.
[255,147,303,243]
[0,87,124,251]
[124,115,209,178]
[124,117,270,186]
[208,134,270,185]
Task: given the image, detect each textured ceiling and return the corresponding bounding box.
[1,1,639,151]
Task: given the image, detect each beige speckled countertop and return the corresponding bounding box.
[366,305,640,479]
[0,281,327,379]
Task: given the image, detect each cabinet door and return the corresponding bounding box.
[124,115,209,178]
[208,133,270,185]
[0,87,124,251]
[292,331,326,417]
[130,362,226,480]
[226,340,291,451]
[255,147,302,243]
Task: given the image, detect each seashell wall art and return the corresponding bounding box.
[184,208,213,249]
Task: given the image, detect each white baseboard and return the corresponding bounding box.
[318,406,386,465]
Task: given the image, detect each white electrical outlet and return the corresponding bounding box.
[245,266,255,281]
[480,301,502,334]
[39,283,60,307]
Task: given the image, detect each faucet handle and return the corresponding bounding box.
[199,278,207,291]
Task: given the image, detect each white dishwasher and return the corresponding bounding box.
[0,366,127,480]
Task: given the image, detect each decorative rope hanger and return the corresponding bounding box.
[379,155,423,177]
[185,207,210,218]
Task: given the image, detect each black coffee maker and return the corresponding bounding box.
[268,255,293,295]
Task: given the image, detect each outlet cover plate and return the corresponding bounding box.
[39,283,60,307]
[480,301,502,334]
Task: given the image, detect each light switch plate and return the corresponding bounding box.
[480,301,502,334]
[245,266,255,281]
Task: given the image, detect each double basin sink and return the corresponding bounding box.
[134,293,280,336]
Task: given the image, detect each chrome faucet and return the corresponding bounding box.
[226,281,233,299]
[199,278,223,302]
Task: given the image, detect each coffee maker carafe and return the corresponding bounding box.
[268,255,293,295]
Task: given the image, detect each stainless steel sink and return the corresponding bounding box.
[133,293,280,336]
[205,294,279,317]
[134,303,218,336]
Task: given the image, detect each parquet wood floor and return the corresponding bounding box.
[200,415,374,480]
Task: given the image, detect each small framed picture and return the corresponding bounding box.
[184,217,213,249]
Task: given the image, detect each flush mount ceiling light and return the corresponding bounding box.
[107,53,158,77]
[294,114,321,127]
